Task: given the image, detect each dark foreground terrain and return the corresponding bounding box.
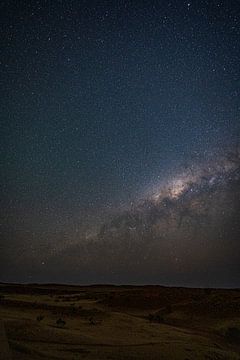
[0,283,239,359]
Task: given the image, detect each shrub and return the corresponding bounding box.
[204,288,212,296]
[225,327,240,343]
[89,317,97,325]
[56,318,66,327]
[36,315,44,322]
[147,313,164,323]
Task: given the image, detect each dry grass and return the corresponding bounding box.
[0,283,239,359]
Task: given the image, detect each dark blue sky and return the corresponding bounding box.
[1,0,240,284]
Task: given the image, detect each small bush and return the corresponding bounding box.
[36,315,44,322]
[204,288,212,296]
[89,317,97,325]
[69,308,77,315]
[56,318,66,327]
[147,313,164,323]
[225,327,240,343]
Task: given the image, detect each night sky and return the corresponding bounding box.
[1,0,240,286]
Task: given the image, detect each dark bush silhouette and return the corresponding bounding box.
[147,313,164,323]
[56,318,66,327]
[36,315,44,322]
[204,288,212,296]
[89,317,97,325]
[225,327,240,343]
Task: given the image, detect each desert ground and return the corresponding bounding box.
[0,283,239,360]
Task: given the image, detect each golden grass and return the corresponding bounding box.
[0,284,239,359]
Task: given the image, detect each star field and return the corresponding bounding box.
[1,0,240,285]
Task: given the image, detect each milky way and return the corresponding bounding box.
[74,147,240,287]
[8,147,238,287]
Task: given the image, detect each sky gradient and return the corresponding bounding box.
[1,0,240,286]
